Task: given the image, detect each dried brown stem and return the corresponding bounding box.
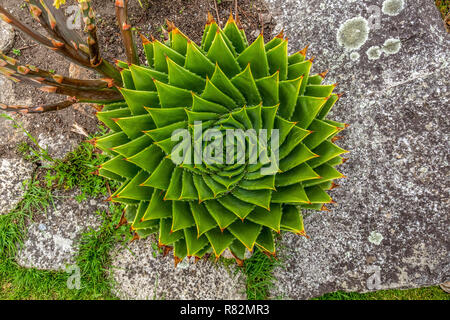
[26,0,88,57]
[213,0,221,27]
[0,6,53,48]
[0,97,77,113]
[115,0,139,65]
[0,4,122,86]
[0,52,113,90]
[0,70,122,103]
[78,0,101,66]
[0,5,88,67]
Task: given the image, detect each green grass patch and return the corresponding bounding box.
[242,249,281,300]
[73,205,131,299]
[0,204,130,300]
[44,141,117,202]
[435,0,450,19]
[314,286,449,300]
[0,179,54,257]
[0,118,129,300]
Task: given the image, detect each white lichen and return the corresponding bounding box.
[350,51,360,61]
[382,0,405,16]
[382,38,402,55]
[368,231,384,245]
[367,46,382,60]
[337,17,370,50]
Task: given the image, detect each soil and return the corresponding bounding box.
[1,0,275,154]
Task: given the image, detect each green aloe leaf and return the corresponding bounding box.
[255,227,275,254]
[204,199,238,230]
[227,219,262,251]
[184,227,209,257]
[206,228,236,257]
[159,218,184,245]
[207,31,241,77]
[281,205,304,234]
[116,170,153,201]
[184,41,215,78]
[232,188,272,210]
[167,57,206,93]
[146,107,187,127]
[153,40,186,73]
[266,39,288,80]
[100,155,139,179]
[255,72,279,106]
[247,204,282,232]
[189,201,217,237]
[115,114,155,139]
[141,158,175,189]
[97,107,132,132]
[236,35,268,79]
[120,88,159,115]
[271,183,310,204]
[172,201,195,232]
[129,64,168,91]
[154,80,193,108]
[142,189,172,220]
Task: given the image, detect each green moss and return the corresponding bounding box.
[435,0,450,19]
[314,286,449,300]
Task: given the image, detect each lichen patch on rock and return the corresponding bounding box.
[367,46,382,60]
[382,38,402,55]
[337,17,370,50]
[382,0,405,16]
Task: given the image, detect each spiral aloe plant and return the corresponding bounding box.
[0,0,348,266]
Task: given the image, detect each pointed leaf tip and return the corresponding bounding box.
[207,12,215,24]
[275,29,284,38]
[139,32,151,45]
[318,70,329,78]
[227,8,235,24]
[130,233,140,243]
[166,19,176,32]
[299,44,309,56]
[174,256,182,267]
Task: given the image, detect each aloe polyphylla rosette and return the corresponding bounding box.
[93,14,348,266]
[0,0,348,266]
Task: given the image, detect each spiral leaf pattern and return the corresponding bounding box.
[95,14,348,266]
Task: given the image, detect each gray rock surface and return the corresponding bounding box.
[16,191,105,270]
[0,76,34,214]
[0,19,14,52]
[111,238,246,300]
[266,0,450,299]
[0,157,34,214]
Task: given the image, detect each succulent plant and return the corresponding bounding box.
[0,0,348,266]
